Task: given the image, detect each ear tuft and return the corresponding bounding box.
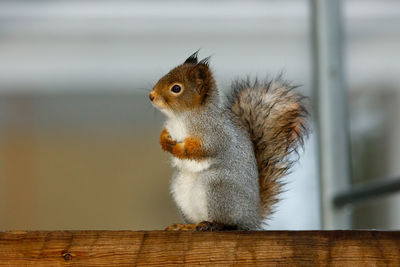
[184,50,200,64]
[198,56,211,67]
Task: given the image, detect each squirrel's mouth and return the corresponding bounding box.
[150,97,174,117]
[150,98,166,109]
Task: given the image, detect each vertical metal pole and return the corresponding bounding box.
[311,0,352,229]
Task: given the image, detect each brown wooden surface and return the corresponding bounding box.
[0,230,399,266]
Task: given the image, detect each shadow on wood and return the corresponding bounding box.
[0,231,399,266]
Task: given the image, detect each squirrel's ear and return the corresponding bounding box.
[198,56,210,66]
[184,50,199,64]
[190,60,212,95]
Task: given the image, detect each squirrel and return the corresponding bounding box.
[149,51,308,231]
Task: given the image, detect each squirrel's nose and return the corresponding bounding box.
[149,92,155,101]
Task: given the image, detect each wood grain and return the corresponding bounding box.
[0,231,399,266]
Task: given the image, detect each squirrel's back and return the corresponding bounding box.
[226,77,309,220]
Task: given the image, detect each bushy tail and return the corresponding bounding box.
[226,77,309,220]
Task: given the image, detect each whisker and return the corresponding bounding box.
[153,108,158,121]
[134,87,151,93]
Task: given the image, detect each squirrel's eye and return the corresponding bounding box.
[171,84,181,93]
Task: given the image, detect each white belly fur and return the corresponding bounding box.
[165,116,211,222]
[171,171,209,223]
[165,116,187,142]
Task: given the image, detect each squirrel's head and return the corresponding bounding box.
[149,51,217,116]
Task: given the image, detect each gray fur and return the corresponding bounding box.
[169,98,261,230]
[153,55,308,230]
[226,77,309,222]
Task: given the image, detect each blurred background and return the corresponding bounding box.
[0,0,399,230]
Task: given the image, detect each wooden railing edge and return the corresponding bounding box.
[0,230,399,265]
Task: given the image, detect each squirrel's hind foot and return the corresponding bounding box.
[195,221,238,231]
[164,223,197,231]
[165,221,238,231]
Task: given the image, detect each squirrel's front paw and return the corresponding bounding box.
[164,223,196,231]
[160,128,176,152]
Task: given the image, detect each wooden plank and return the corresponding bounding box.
[0,231,399,266]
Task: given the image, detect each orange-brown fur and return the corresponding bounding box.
[160,128,176,152]
[164,223,197,231]
[150,56,216,113]
[160,128,207,160]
